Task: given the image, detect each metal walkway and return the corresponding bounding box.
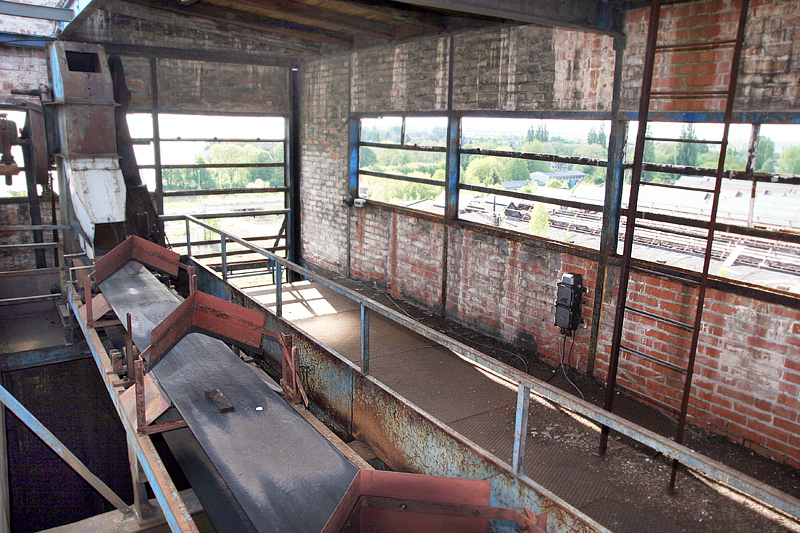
[243,280,800,533]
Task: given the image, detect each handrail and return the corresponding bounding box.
[180,214,800,520]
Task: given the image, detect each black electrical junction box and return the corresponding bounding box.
[555,273,586,334]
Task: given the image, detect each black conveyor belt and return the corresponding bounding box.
[100,264,358,532]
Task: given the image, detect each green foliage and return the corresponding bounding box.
[163,143,283,191]
[535,123,550,143]
[546,178,565,188]
[587,124,607,148]
[520,140,553,173]
[365,171,440,203]
[778,145,800,175]
[675,123,699,167]
[755,136,775,173]
[528,203,550,236]
[504,158,529,182]
[519,182,538,194]
[464,157,505,186]
[360,147,378,168]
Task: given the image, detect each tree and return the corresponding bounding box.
[503,158,529,183]
[778,145,800,175]
[360,147,378,168]
[520,140,553,173]
[755,136,775,173]
[546,178,565,188]
[588,127,597,146]
[535,123,549,143]
[463,156,505,186]
[526,125,536,143]
[675,123,699,167]
[597,124,607,149]
[528,203,550,236]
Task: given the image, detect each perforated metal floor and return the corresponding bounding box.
[244,281,796,533]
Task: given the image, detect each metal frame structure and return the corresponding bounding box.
[179,214,800,520]
[599,0,751,492]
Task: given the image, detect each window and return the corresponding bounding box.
[358,116,447,214]
[622,121,800,294]
[128,113,289,259]
[458,118,610,248]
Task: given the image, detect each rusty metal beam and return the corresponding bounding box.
[143,290,286,373]
[93,235,185,284]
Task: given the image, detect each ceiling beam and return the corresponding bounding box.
[0,0,73,22]
[97,0,317,54]
[60,0,111,39]
[388,0,615,33]
[141,0,353,48]
[303,0,445,32]
[206,0,399,39]
[101,42,304,68]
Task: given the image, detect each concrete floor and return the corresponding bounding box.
[244,280,800,533]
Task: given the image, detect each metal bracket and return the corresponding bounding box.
[134,358,187,435]
[280,333,308,407]
[85,236,196,327]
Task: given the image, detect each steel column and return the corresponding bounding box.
[185,218,192,257]
[220,235,227,281]
[0,403,8,533]
[275,263,283,318]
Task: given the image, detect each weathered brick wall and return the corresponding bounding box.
[350,209,444,311]
[0,198,58,272]
[595,270,800,467]
[156,59,289,114]
[622,0,800,113]
[453,26,614,112]
[352,37,449,113]
[299,1,800,466]
[445,228,596,369]
[300,56,350,273]
[0,47,48,107]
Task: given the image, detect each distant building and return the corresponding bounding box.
[530,170,586,188]
[502,180,529,191]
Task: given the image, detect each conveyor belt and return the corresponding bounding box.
[99,263,359,532]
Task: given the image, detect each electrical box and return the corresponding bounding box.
[555,273,586,334]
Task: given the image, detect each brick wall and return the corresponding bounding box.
[298,1,800,466]
[621,0,800,113]
[350,209,444,311]
[300,56,351,273]
[0,47,48,107]
[0,198,58,272]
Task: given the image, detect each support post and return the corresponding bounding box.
[220,235,227,281]
[0,404,8,533]
[361,304,370,375]
[275,262,283,318]
[185,217,192,257]
[512,384,530,476]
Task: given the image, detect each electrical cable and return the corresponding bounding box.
[559,332,584,399]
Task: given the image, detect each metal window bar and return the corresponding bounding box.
[599,0,751,493]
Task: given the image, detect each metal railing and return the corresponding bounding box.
[179,214,800,520]
[0,223,70,306]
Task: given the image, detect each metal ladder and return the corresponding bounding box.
[599,0,750,492]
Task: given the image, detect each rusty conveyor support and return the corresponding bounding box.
[322,470,548,533]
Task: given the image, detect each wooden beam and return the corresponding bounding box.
[129,0,352,49]
[205,0,398,39]
[100,0,318,54]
